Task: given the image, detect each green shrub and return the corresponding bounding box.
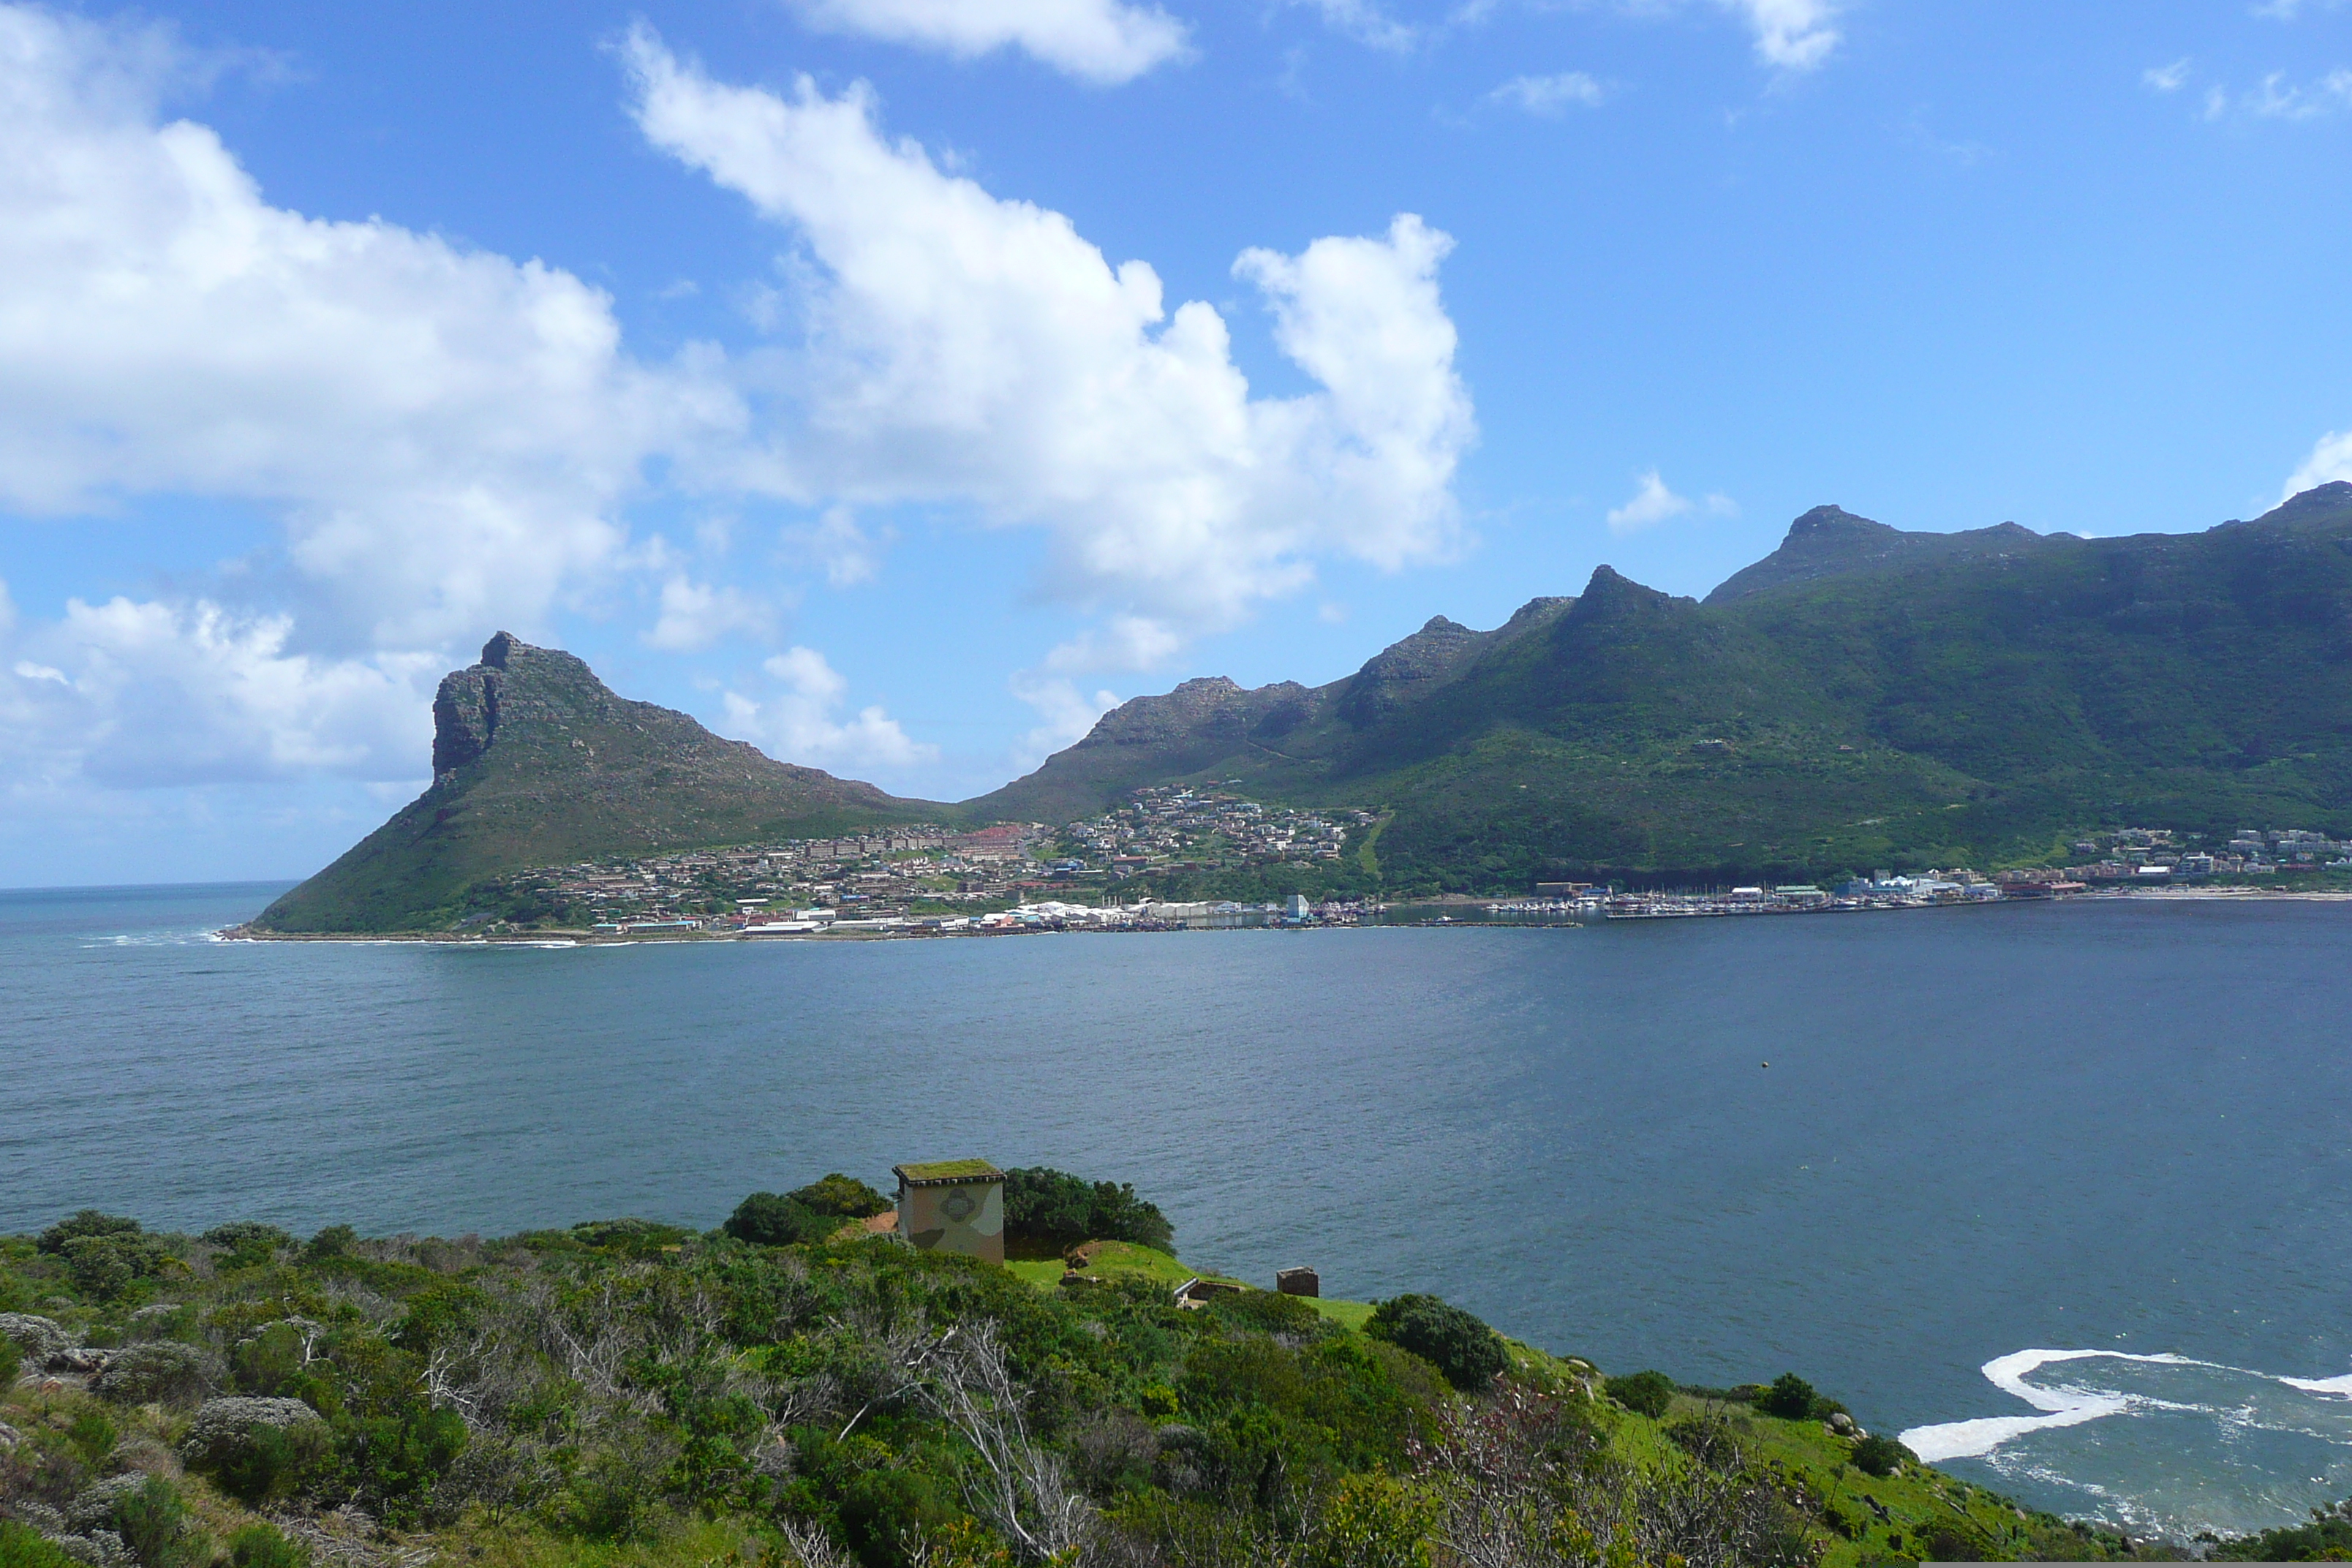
[1759,1371,1821,1420]
[115,1474,208,1568]
[568,1218,698,1253]
[37,1210,142,1254]
[1921,1521,1996,1561]
[1850,1433,1914,1478]
[337,1405,468,1521]
[1001,1168,1174,1252]
[94,1341,214,1405]
[232,1322,318,1397]
[721,1191,827,1247]
[0,1520,79,1568]
[183,1399,333,1506]
[1205,1289,1328,1339]
[202,1223,294,1268]
[217,1416,332,1504]
[226,1523,310,1568]
[61,1232,164,1300]
[302,1225,358,1262]
[64,1409,118,1468]
[1605,1369,1676,1417]
[1298,1472,1437,1568]
[787,1174,892,1218]
[1364,1294,1508,1391]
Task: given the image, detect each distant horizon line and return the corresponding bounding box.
[0,878,300,897]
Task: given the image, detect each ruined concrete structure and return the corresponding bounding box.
[894,1159,1006,1264]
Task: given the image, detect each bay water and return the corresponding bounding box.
[7,881,2351,1539]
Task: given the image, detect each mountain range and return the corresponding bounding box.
[256,483,2352,930]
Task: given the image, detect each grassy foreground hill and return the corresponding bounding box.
[0,1201,2190,1568]
[252,634,946,933]
[975,483,2352,889]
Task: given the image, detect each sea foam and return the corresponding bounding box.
[1901,1348,2352,1464]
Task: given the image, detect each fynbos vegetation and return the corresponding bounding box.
[0,1196,2219,1566]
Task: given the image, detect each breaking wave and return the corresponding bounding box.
[1901,1349,2352,1537]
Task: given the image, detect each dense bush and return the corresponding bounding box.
[59,1232,165,1301]
[1759,1372,1821,1420]
[203,1222,294,1267]
[2210,1498,2352,1560]
[225,1523,310,1568]
[721,1191,829,1247]
[1365,1294,1509,1391]
[788,1173,891,1218]
[1850,1433,1914,1478]
[0,1519,79,1568]
[114,1474,209,1568]
[94,1341,214,1405]
[301,1225,357,1262]
[35,1211,140,1255]
[1205,1289,1329,1339]
[181,1398,333,1505]
[1607,1368,1677,1418]
[1001,1167,1175,1252]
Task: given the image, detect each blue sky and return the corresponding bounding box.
[2,0,2350,886]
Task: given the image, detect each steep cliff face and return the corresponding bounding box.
[254,635,940,932]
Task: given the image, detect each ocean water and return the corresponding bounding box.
[6,881,2352,1539]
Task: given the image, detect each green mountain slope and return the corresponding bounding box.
[253,633,944,932]
[977,482,2352,887]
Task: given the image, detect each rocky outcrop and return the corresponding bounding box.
[254,633,941,932]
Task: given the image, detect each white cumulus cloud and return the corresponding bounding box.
[1007,671,1120,769]
[644,576,774,650]
[2,598,438,791]
[1605,470,1737,534]
[785,0,1191,83]
[2285,430,2352,498]
[625,27,1474,673]
[0,6,726,652]
[1716,0,1842,71]
[722,646,935,770]
[0,3,744,799]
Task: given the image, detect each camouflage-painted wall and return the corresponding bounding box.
[897,1176,1004,1264]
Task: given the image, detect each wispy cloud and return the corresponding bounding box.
[784,0,1193,84]
[1290,0,1418,52]
[1487,71,1607,114]
[2143,59,2190,93]
[2185,67,2352,121]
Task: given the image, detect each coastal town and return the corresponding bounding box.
[442,802,2352,941]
